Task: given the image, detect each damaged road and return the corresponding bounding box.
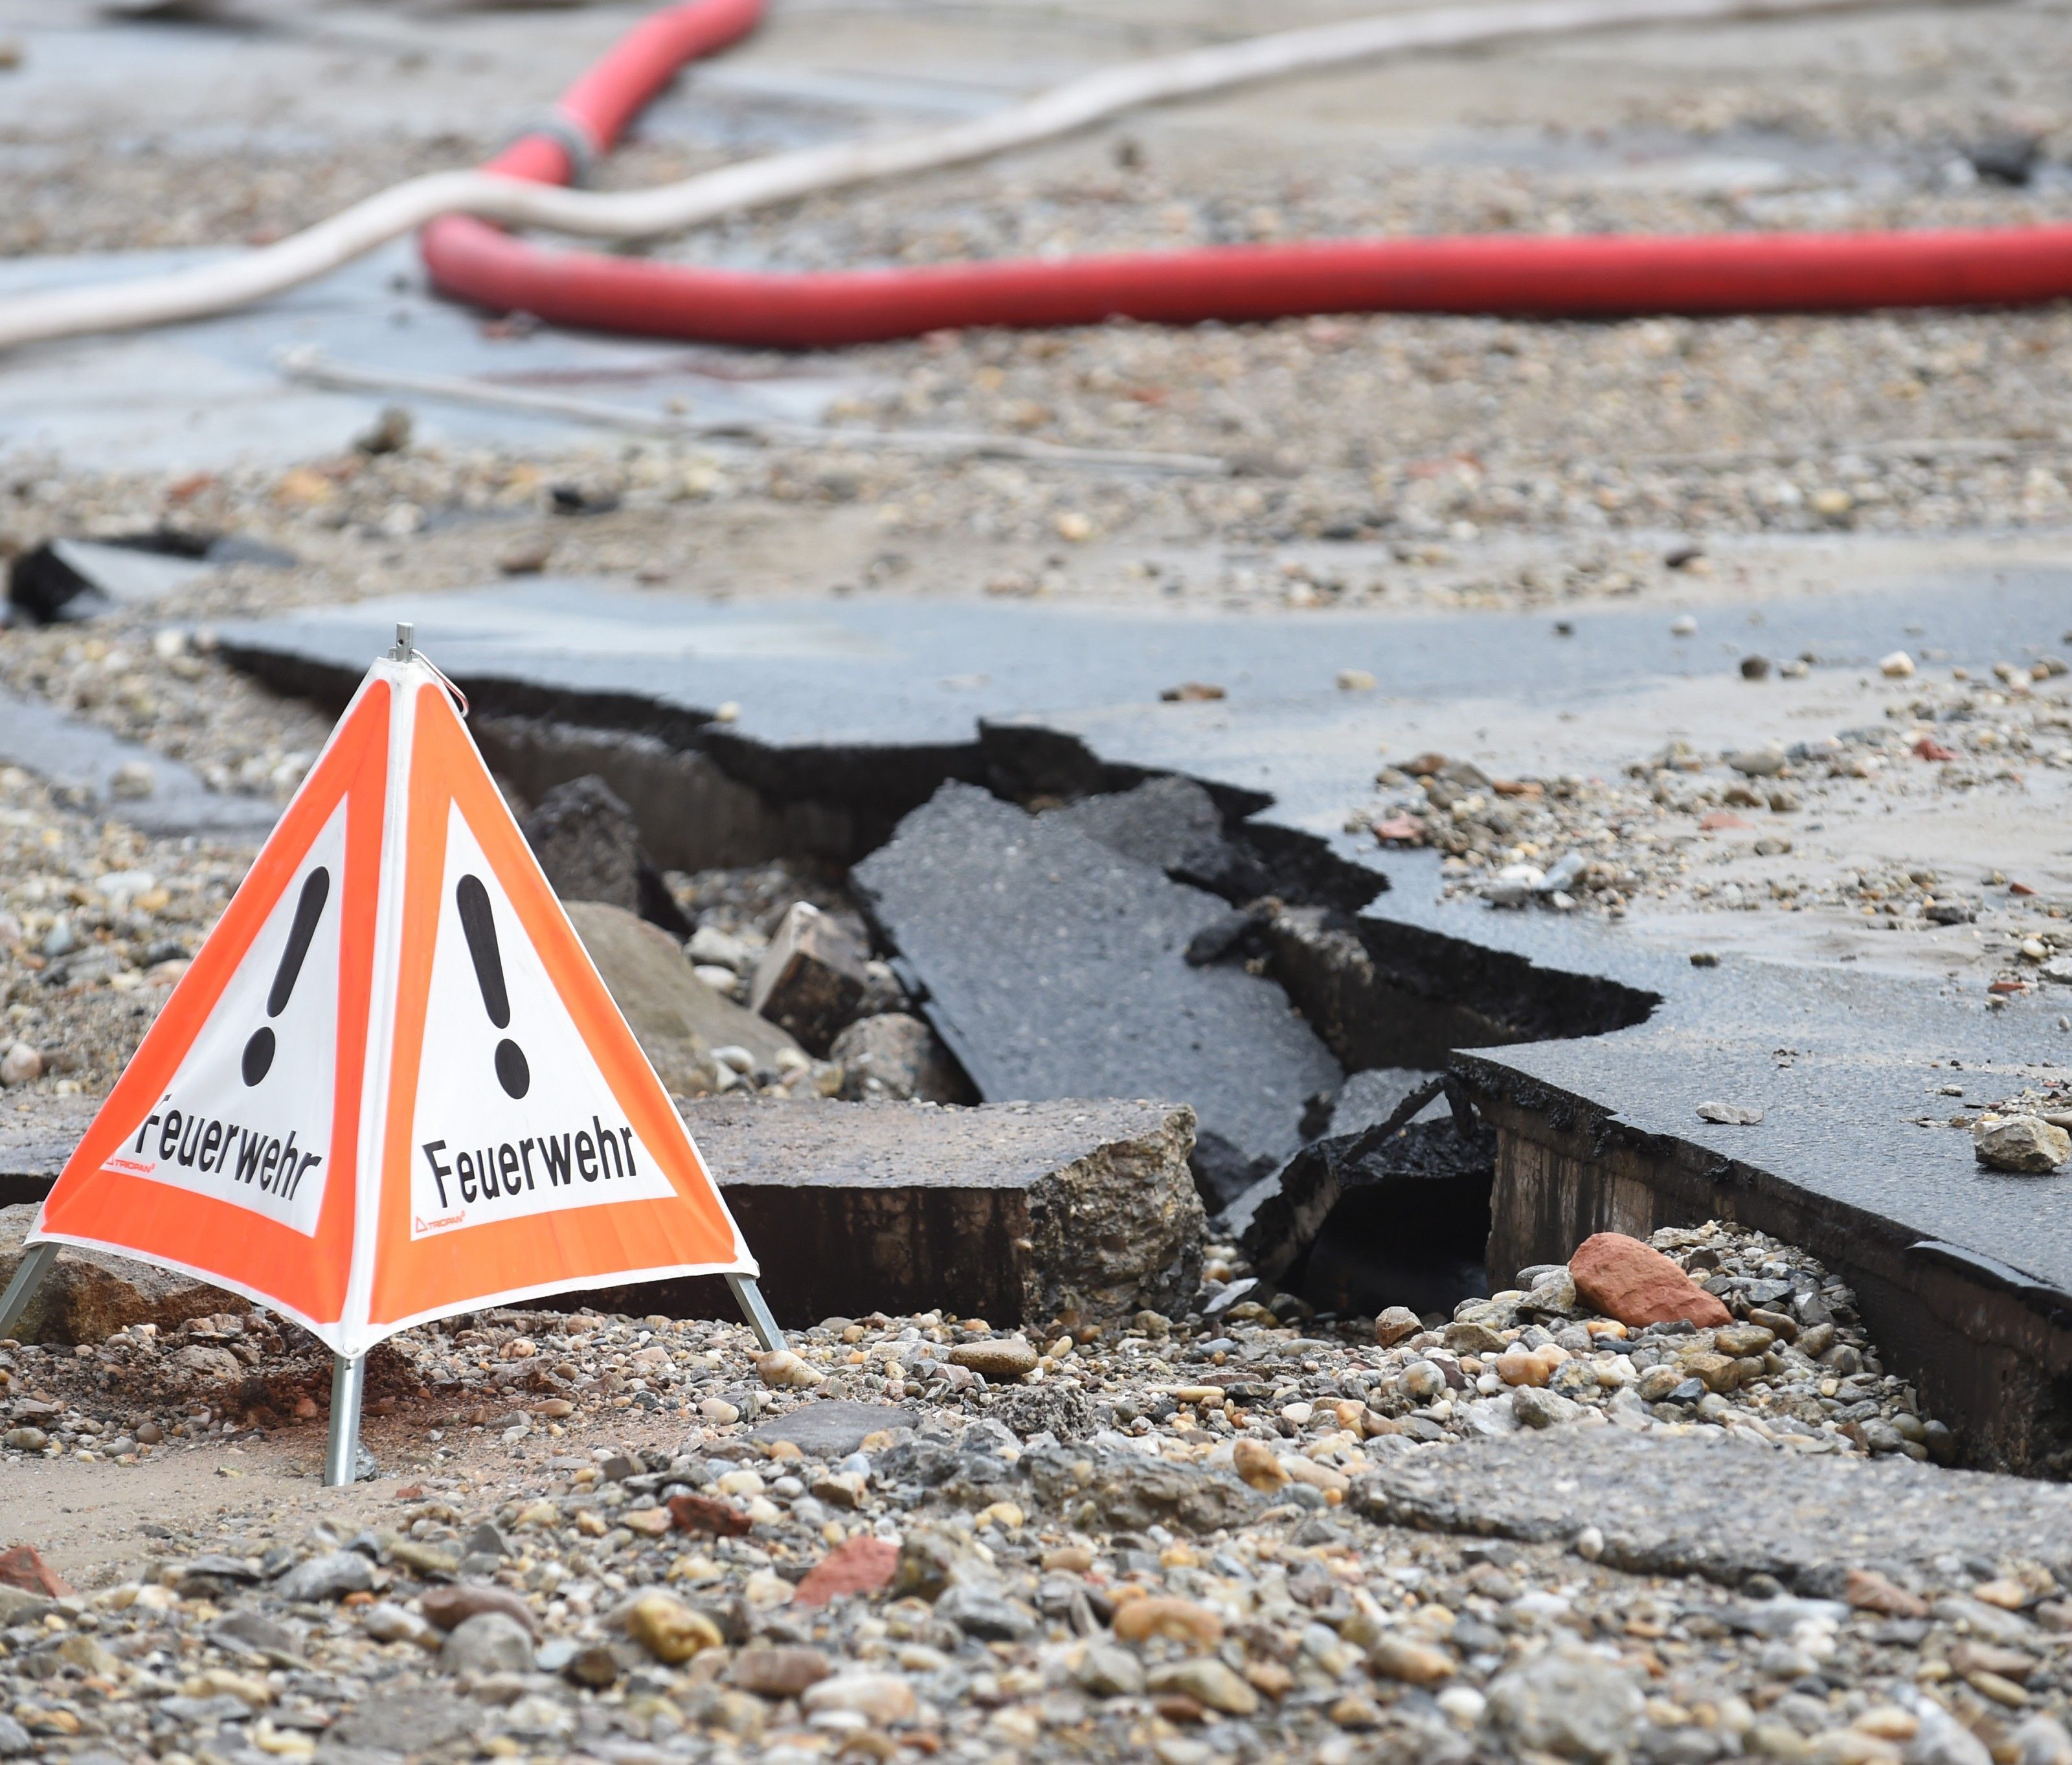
[200,565,2072,1465]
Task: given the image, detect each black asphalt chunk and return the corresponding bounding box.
[1047,776,1270,901]
[853,783,1341,1170]
[1355,1428,2072,1597]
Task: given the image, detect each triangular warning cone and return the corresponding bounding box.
[14,630,767,1433]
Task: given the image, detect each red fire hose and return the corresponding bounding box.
[421,0,2072,346]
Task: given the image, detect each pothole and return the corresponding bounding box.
[406,679,1660,1332]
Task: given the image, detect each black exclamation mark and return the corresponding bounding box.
[243,866,330,1086]
[456,874,529,1099]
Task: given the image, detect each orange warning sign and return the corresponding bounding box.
[32,653,755,1356]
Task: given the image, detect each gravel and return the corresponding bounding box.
[1350,659,2072,946]
[4,1215,2044,1764]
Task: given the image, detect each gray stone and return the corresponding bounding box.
[0,1713,28,1758]
[1975,1116,2071,1174]
[521,774,688,936]
[935,1580,1036,1641]
[1074,1640,1145,1698]
[749,1402,918,1459]
[463,1522,511,1560]
[1353,1428,2072,1597]
[578,1096,1203,1328]
[1725,747,1786,778]
[688,923,755,974]
[275,1551,375,1604]
[1696,1100,1764,1126]
[162,1694,255,1725]
[0,1202,246,1343]
[2009,1713,2072,1765]
[1462,1397,1521,1437]
[750,901,868,1055]
[210,1610,306,1667]
[567,900,803,1093]
[1512,1386,1582,1429]
[0,1588,55,1626]
[441,1610,535,1676]
[851,783,1340,1173]
[1486,1645,1645,1761]
[1522,1267,1581,1319]
[831,1012,968,1103]
[1931,1595,2038,1648]
[1905,1693,1995,1765]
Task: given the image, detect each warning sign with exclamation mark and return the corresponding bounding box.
[38,664,750,1357]
[95,801,345,1237]
[403,804,676,1239]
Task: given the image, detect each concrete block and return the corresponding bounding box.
[0,1093,97,1208]
[578,1095,1205,1329]
[852,784,1340,1171]
[750,902,868,1056]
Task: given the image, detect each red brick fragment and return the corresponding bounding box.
[669,1492,752,1537]
[0,1545,73,1598]
[793,1536,899,1610]
[1913,736,1957,762]
[1568,1233,1732,1329]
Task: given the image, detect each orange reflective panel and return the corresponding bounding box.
[37,677,392,1336]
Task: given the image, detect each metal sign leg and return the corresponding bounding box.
[0,1242,57,1340]
[324,1353,366,1487]
[725,1274,786,1352]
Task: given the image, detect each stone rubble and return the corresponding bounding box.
[1351,655,2072,943]
[1,1215,2038,1764]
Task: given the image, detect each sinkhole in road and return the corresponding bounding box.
[427,683,1660,1330]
